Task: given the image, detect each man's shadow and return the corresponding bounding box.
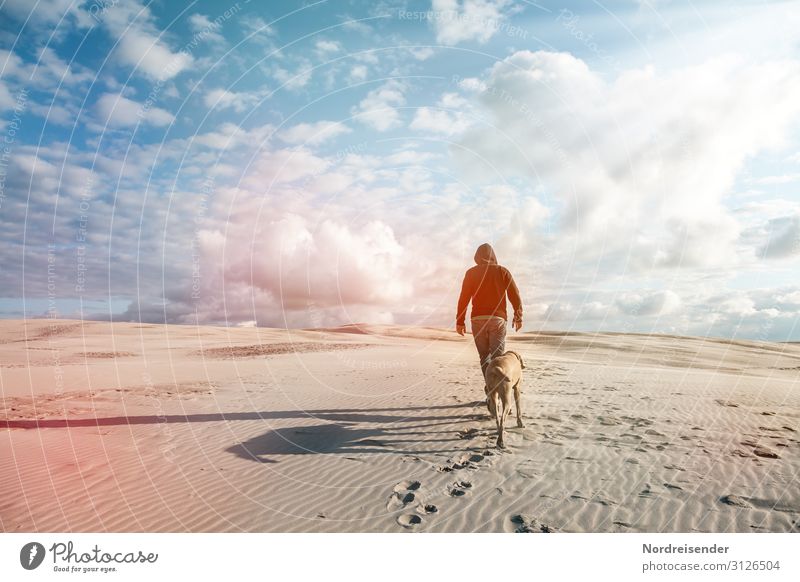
[3,403,486,462]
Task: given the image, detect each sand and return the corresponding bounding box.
[1,319,798,532]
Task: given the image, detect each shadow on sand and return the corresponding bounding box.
[226,417,483,463]
[0,402,478,430]
[2,402,485,461]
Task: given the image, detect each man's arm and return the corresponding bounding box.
[456,271,473,335]
[506,270,523,331]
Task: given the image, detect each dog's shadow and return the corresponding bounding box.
[227,423,437,463]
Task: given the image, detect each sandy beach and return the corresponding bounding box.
[1,319,798,533]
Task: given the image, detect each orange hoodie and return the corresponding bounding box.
[456,243,523,326]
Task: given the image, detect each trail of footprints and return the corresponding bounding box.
[388,436,555,531]
[388,379,569,531]
[389,448,498,529]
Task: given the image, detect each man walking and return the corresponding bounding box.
[456,243,523,380]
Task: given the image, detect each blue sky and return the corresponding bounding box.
[1,0,800,339]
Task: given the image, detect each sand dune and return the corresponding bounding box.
[1,319,798,532]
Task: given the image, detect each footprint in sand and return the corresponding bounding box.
[387,480,421,511]
[394,480,421,492]
[387,491,416,511]
[456,452,485,465]
[457,427,480,440]
[752,446,780,459]
[448,480,473,497]
[720,494,750,508]
[621,415,653,427]
[569,489,617,506]
[436,452,486,472]
[638,484,657,499]
[396,513,422,528]
[510,514,555,533]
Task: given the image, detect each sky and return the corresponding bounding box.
[1,0,799,340]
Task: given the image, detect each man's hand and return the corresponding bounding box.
[456,324,466,336]
[513,319,523,332]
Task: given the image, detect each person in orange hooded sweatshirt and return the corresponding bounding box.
[456,243,523,380]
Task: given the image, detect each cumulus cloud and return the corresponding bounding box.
[203,88,264,113]
[94,93,175,128]
[430,0,515,45]
[0,0,88,28]
[457,50,800,273]
[352,80,406,131]
[200,215,413,313]
[277,121,352,146]
[315,39,342,57]
[101,0,193,80]
[615,290,681,317]
[348,65,368,83]
[272,59,313,90]
[162,138,547,328]
[0,81,13,110]
[188,13,226,45]
[757,213,800,259]
[0,47,94,89]
[410,92,473,135]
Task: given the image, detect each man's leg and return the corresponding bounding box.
[472,318,495,417]
[471,318,492,379]
[487,318,507,363]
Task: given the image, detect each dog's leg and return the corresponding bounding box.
[514,381,524,428]
[484,383,496,418]
[495,393,506,449]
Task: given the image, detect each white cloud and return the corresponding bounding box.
[272,59,313,90]
[27,102,74,125]
[0,0,84,27]
[757,214,800,259]
[352,80,406,131]
[430,0,514,45]
[408,47,436,61]
[754,173,800,185]
[191,122,275,150]
[0,47,93,89]
[204,88,263,113]
[188,13,226,45]
[240,148,331,188]
[457,50,800,273]
[348,65,368,83]
[277,121,352,146]
[0,81,13,110]
[410,92,473,135]
[241,15,277,40]
[616,290,681,317]
[94,93,175,128]
[315,39,342,56]
[101,0,193,80]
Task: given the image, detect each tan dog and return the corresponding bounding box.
[484,351,525,448]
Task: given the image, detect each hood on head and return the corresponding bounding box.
[474,243,497,265]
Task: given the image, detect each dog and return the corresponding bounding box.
[484,350,525,448]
